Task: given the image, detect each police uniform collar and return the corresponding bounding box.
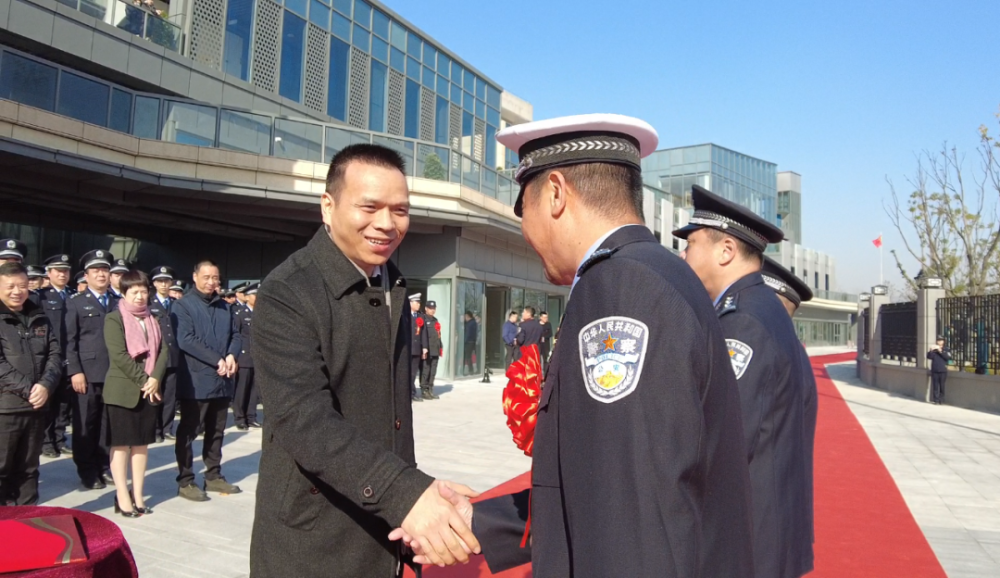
[718,271,766,304]
[307,226,403,298]
[575,225,656,279]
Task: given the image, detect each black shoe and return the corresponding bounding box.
[130,491,152,515]
[164,432,176,440]
[236,424,248,431]
[114,497,140,518]
[101,472,115,485]
[42,448,60,459]
[411,394,423,402]
[57,445,72,455]
[248,421,262,429]
[421,389,439,400]
[81,478,106,490]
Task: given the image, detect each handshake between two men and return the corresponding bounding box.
[390,480,485,568]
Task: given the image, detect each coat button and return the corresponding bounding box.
[309,486,319,495]
[363,486,374,498]
[395,418,401,430]
[369,298,381,307]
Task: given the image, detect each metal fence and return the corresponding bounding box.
[879,301,917,361]
[937,294,1000,374]
[861,308,870,357]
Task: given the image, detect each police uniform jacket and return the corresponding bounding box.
[249,227,432,578]
[234,305,254,369]
[38,286,71,358]
[515,318,544,348]
[928,348,951,373]
[423,314,441,358]
[716,272,811,578]
[410,311,425,356]
[65,290,118,383]
[0,299,61,413]
[148,295,179,369]
[473,226,755,578]
[800,346,817,558]
[171,291,241,401]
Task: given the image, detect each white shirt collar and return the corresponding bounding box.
[89,288,108,300]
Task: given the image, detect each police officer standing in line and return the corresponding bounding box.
[673,185,812,578]
[149,266,180,442]
[233,283,260,429]
[26,266,45,292]
[75,272,88,294]
[0,239,26,265]
[408,293,424,402]
[168,280,184,300]
[65,250,118,489]
[761,256,818,563]
[38,254,75,459]
[109,259,129,299]
[419,300,442,400]
[400,115,755,576]
[233,283,249,311]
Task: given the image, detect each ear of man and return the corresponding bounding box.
[705,228,763,267]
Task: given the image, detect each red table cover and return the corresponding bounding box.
[0,506,137,578]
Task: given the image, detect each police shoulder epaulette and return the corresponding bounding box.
[576,247,620,278]
[69,292,82,299]
[716,293,738,317]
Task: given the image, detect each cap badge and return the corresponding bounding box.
[161,267,167,273]
[96,251,103,257]
[514,156,534,182]
[62,255,69,261]
[5,241,14,249]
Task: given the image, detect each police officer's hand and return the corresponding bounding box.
[401,481,481,565]
[28,384,49,410]
[70,373,87,394]
[226,354,238,377]
[390,480,481,567]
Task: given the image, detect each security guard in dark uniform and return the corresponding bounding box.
[0,238,26,264]
[408,293,424,402]
[761,256,818,564]
[108,258,129,299]
[75,271,88,294]
[419,300,442,400]
[26,265,45,292]
[65,249,118,489]
[456,115,754,577]
[38,254,75,458]
[233,282,260,429]
[673,185,812,578]
[149,266,180,441]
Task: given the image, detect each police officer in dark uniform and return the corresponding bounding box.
[0,238,26,264]
[408,293,424,403]
[761,256,818,564]
[420,300,442,400]
[149,266,180,441]
[233,283,250,312]
[65,249,118,489]
[108,258,129,299]
[38,254,75,458]
[26,266,45,293]
[425,115,754,577]
[673,185,812,578]
[233,282,260,429]
[75,271,88,294]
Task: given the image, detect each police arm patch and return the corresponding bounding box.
[726,339,753,380]
[578,316,649,403]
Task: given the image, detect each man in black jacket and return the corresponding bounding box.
[233,282,260,429]
[0,262,62,505]
[65,249,117,490]
[928,337,952,404]
[38,254,74,458]
[149,265,179,441]
[409,293,424,403]
[514,307,543,359]
[250,144,479,578]
[420,301,442,400]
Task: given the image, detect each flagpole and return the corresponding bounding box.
[880,231,884,285]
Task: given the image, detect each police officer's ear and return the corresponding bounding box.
[537,170,569,218]
[718,235,741,267]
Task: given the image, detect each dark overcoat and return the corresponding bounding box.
[473,226,755,577]
[249,228,433,578]
[37,286,69,358]
[424,314,442,358]
[65,290,118,383]
[715,272,812,578]
[800,346,817,563]
[171,291,241,401]
[0,299,61,413]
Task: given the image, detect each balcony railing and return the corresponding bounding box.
[57,0,182,53]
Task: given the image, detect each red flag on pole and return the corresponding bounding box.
[873,235,883,248]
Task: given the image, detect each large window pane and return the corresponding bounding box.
[417,144,448,181]
[222,0,255,80]
[332,12,350,41]
[324,126,370,162]
[0,53,57,111]
[220,109,272,155]
[455,280,482,377]
[369,60,387,132]
[485,124,497,169]
[57,72,109,126]
[461,111,473,156]
[353,0,370,27]
[437,53,451,78]
[274,118,322,162]
[486,85,501,109]
[352,24,369,52]
[279,12,306,102]
[285,0,306,16]
[162,101,217,146]
[475,99,485,119]
[132,96,160,139]
[309,0,329,30]
[434,96,448,145]
[79,0,107,19]
[462,157,480,189]
[436,75,448,98]
[423,44,436,67]
[114,3,145,37]
[481,168,497,198]
[406,56,419,81]
[389,47,404,73]
[371,9,388,38]
[452,63,464,86]
[462,91,473,112]
[327,38,349,121]
[371,36,388,62]
[498,175,513,206]
[463,69,474,91]
[475,78,486,101]
[390,21,406,49]
[486,106,500,126]
[109,89,131,133]
[332,0,350,16]
[404,79,419,139]
[450,83,461,105]
[406,32,421,59]
[422,66,434,89]
[373,135,413,174]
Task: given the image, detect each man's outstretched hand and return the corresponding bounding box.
[388,480,480,567]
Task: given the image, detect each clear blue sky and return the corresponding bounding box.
[403,0,1000,294]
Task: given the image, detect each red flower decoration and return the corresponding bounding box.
[434,321,441,334]
[415,316,423,334]
[503,344,542,457]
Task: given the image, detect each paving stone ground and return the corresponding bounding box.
[32,351,1000,577]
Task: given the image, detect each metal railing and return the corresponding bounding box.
[57,0,183,53]
[936,294,1000,374]
[879,301,917,361]
[814,289,859,303]
[861,308,870,357]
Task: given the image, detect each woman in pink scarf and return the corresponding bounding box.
[103,270,168,517]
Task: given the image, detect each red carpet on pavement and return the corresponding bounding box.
[409,353,947,577]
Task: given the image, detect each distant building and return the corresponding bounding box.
[777,171,803,246]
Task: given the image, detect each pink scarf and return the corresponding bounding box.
[118,299,161,376]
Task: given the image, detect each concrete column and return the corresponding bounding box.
[916,283,946,370]
[660,199,674,250]
[675,209,690,252]
[869,286,890,363]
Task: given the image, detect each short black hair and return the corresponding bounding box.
[465,310,473,316]
[509,310,519,317]
[526,163,644,221]
[193,260,219,274]
[540,311,548,316]
[704,228,763,265]
[0,262,27,277]
[119,270,150,295]
[522,306,536,316]
[326,144,407,199]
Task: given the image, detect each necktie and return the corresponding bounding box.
[99,294,107,309]
[59,290,66,301]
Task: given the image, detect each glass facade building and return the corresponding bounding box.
[641,144,778,226]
